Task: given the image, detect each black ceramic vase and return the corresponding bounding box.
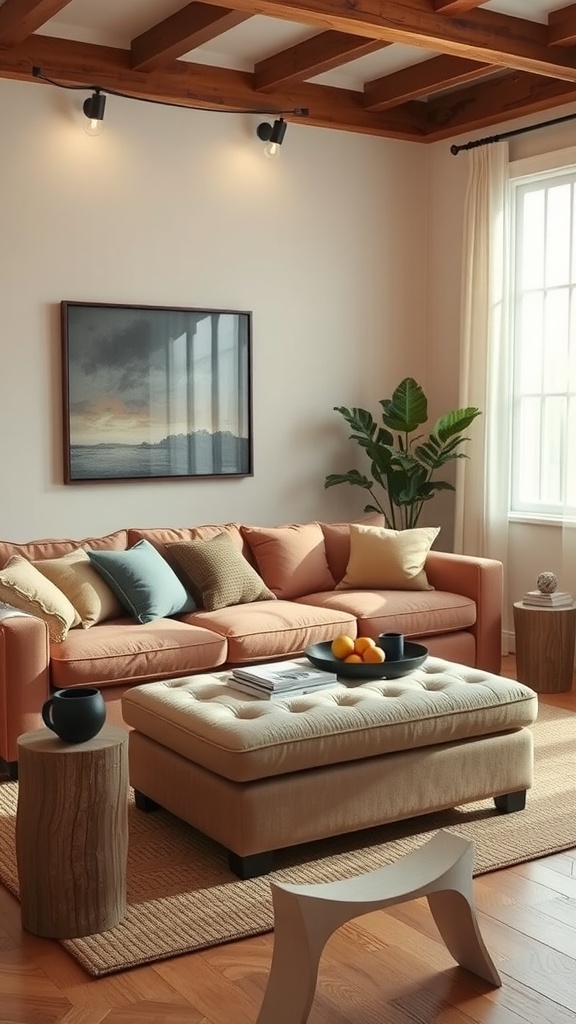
[41,687,106,743]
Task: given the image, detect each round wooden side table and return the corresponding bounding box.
[512,601,576,693]
[15,724,129,938]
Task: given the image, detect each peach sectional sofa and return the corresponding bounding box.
[0,518,503,777]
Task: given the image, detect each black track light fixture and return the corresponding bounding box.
[256,117,288,159]
[32,67,309,149]
[82,89,106,136]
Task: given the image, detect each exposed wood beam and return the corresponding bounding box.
[254,30,390,92]
[433,1,487,12]
[207,0,576,82]
[0,0,73,47]
[131,3,252,72]
[364,54,496,112]
[425,68,576,141]
[548,4,576,48]
[0,34,428,140]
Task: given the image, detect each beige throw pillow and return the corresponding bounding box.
[0,556,80,642]
[166,533,276,612]
[337,524,440,591]
[33,549,124,628]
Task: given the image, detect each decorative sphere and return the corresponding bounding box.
[537,571,558,594]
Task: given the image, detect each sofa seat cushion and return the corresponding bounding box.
[121,659,538,783]
[294,589,476,639]
[184,600,357,663]
[49,618,227,690]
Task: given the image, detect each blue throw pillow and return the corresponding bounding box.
[87,539,195,624]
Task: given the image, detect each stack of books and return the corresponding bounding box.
[228,660,339,700]
[522,589,573,608]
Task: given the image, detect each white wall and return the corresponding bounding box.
[427,101,576,634]
[0,78,428,541]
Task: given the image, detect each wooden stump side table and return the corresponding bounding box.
[513,601,576,693]
[15,724,129,938]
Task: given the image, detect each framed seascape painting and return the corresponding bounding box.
[61,301,253,483]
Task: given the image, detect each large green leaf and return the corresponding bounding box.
[433,407,481,442]
[380,377,428,433]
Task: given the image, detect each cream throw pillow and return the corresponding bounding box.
[0,556,80,641]
[33,549,124,628]
[337,524,440,591]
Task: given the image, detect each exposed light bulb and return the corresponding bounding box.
[264,141,281,159]
[84,117,105,137]
[82,91,106,137]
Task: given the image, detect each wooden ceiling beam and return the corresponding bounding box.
[0,0,73,46]
[207,0,576,82]
[425,69,576,141]
[0,34,428,140]
[364,54,496,111]
[131,3,252,72]
[548,5,576,48]
[254,30,390,92]
[433,1,487,12]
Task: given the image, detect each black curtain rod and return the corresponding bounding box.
[450,108,576,155]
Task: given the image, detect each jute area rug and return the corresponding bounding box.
[0,703,574,978]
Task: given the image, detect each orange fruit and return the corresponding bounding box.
[354,636,376,655]
[344,653,363,663]
[362,645,386,664]
[331,635,355,660]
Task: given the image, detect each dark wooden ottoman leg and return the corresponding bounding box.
[134,789,161,812]
[228,850,274,879]
[494,790,527,813]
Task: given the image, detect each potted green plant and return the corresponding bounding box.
[325,377,481,530]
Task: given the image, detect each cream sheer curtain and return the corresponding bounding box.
[454,143,512,636]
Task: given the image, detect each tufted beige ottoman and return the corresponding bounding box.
[121,658,538,878]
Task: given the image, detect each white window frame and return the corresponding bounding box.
[508,147,576,524]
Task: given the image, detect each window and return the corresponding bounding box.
[510,167,576,518]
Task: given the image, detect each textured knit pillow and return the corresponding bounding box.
[0,556,80,642]
[87,539,195,624]
[337,524,440,591]
[166,532,276,612]
[33,549,124,628]
[240,523,336,599]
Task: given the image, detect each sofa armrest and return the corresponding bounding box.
[0,612,50,769]
[424,550,503,674]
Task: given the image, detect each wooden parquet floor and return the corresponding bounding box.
[1,655,575,1024]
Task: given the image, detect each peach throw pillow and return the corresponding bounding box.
[337,524,440,591]
[241,523,336,599]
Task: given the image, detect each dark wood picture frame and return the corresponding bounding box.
[61,301,253,484]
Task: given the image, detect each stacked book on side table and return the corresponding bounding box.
[522,589,573,608]
[228,660,339,700]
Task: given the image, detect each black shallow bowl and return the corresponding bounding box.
[304,641,429,680]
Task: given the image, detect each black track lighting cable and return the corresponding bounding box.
[31,67,309,119]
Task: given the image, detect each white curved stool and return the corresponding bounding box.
[256,830,501,1024]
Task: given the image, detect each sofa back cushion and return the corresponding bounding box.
[241,523,336,599]
[320,514,386,583]
[128,524,249,559]
[0,529,128,570]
